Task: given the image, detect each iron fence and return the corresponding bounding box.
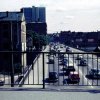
[0,51,100,88]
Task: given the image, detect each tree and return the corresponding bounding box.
[27,30,48,50]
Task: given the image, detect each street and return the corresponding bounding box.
[23,44,100,89]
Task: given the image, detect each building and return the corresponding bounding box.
[59,31,100,48]
[21,6,47,50]
[59,31,73,45]
[21,6,46,23]
[20,8,32,23]
[32,6,46,22]
[0,11,26,73]
[26,22,47,35]
[21,6,47,35]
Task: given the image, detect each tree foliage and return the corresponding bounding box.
[27,30,48,50]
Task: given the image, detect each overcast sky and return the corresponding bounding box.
[0,0,100,33]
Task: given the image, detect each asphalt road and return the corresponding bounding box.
[23,45,100,89]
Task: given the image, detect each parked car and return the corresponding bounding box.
[48,72,58,82]
[86,68,100,79]
[67,71,80,83]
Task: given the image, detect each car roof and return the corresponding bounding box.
[49,72,57,74]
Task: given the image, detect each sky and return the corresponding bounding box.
[0,0,100,33]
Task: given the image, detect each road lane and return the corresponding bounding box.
[23,45,100,89]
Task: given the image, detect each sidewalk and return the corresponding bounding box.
[0,89,100,100]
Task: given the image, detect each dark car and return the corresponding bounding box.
[64,66,75,76]
[48,58,54,64]
[86,68,100,79]
[79,59,87,66]
[48,72,58,82]
[67,71,80,84]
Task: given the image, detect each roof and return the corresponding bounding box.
[27,22,46,24]
[0,12,25,21]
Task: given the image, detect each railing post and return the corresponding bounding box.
[43,52,45,89]
[97,54,98,85]
[11,51,14,87]
[11,21,14,87]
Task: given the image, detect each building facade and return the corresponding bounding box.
[21,6,46,23]
[26,22,47,35]
[21,6,47,50]
[0,12,26,73]
[59,31,100,48]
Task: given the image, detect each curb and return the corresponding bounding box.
[1,88,100,93]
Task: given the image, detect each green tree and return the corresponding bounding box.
[27,30,48,50]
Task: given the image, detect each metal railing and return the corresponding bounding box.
[0,51,100,89]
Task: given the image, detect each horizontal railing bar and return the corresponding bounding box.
[0,51,100,54]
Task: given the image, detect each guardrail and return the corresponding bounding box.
[0,51,100,89]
